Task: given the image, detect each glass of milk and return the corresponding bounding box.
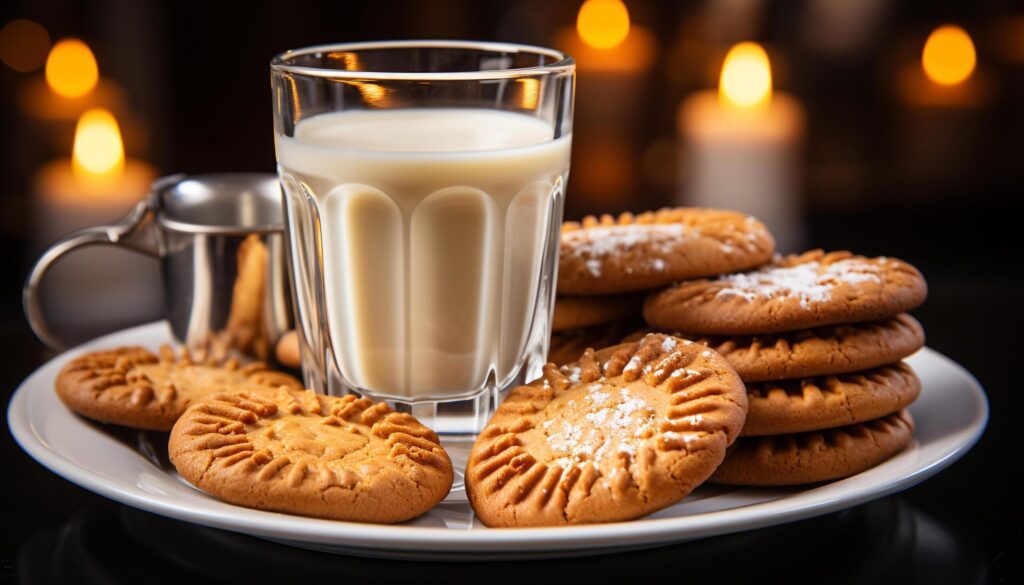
[271,41,574,443]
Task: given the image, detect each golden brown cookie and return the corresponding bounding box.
[644,250,928,335]
[743,363,921,436]
[558,208,775,295]
[548,321,637,366]
[55,345,302,431]
[683,315,925,382]
[711,410,914,486]
[169,389,453,523]
[467,333,748,526]
[552,294,642,332]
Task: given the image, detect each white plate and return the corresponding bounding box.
[8,321,988,560]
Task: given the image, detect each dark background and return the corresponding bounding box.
[1,1,1022,583]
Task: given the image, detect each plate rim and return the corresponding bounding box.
[7,321,990,553]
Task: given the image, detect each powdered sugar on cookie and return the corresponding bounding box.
[545,386,656,465]
[562,224,692,260]
[714,259,883,308]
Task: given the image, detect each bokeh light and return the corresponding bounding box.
[45,38,99,98]
[0,19,50,72]
[922,25,976,86]
[576,0,631,50]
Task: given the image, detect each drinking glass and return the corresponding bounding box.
[271,41,574,447]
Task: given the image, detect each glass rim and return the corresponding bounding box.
[270,39,575,80]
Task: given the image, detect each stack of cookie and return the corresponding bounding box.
[551,208,776,365]
[643,250,929,485]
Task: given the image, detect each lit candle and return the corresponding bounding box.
[678,42,805,251]
[33,107,160,337]
[894,25,993,190]
[554,0,656,211]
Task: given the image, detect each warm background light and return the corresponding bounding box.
[576,0,631,50]
[0,19,50,72]
[45,38,99,98]
[922,25,976,86]
[72,108,125,180]
[719,42,773,109]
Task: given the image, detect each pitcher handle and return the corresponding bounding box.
[23,196,161,351]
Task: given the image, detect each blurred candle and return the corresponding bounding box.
[554,0,655,211]
[678,42,805,250]
[33,108,159,336]
[895,25,993,190]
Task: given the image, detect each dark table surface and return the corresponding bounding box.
[1,207,1021,584]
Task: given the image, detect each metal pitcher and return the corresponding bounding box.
[24,172,294,361]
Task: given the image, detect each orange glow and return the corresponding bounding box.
[72,108,124,181]
[516,77,540,109]
[922,25,976,86]
[0,19,50,72]
[350,81,387,106]
[576,0,630,50]
[45,38,98,98]
[719,42,772,110]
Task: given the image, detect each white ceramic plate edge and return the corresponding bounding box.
[7,322,989,555]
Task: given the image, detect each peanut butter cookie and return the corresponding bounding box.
[711,410,914,486]
[558,208,775,295]
[169,388,453,523]
[682,315,925,382]
[644,250,927,335]
[548,320,638,366]
[743,363,921,436]
[552,293,642,332]
[55,345,301,431]
[467,333,747,526]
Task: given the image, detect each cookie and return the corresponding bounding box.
[169,388,453,523]
[711,410,914,486]
[684,314,925,382]
[558,208,775,295]
[467,333,747,526]
[55,345,302,431]
[552,293,642,332]
[548,320,637,366]
[743,363,921,436]
[644,250,928,335]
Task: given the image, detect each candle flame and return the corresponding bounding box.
[922,25,976,86]
[72,108,124,181]
[719,42,772,110]
[577,0,630,50]
[45,38,98,98]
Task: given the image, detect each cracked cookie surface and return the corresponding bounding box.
[743,362,920,436]
[558,208,775,295]
[711,410,914,485]
[644,250,927,335]
[55,345,302,431]
[467,333,747,526]
[169,388,453,523]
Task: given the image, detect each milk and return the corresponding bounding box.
[276,109,571,399]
